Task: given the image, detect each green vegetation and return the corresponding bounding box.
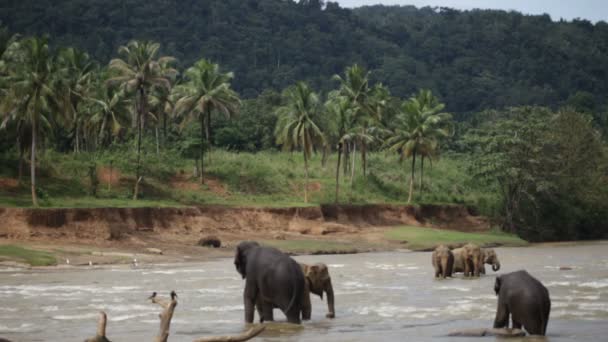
[262,239,373,254]
[385,226,528,251]
[0,245,57,266]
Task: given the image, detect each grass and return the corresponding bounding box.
[0,245,57,266]
[385,226,528,251]
[0,148,498,211]
[262,239,374,254]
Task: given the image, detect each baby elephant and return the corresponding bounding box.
[432,245,454,278]
[256,262,336,321]
[494,270,551,336]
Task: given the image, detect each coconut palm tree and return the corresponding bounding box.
[107,40,174,199]
[149,57,178,152]
[55,47,96,153]
[275,82,325,203]
[173,59,240,183]
[88,85,129,147]
[384,90,451,203]
[0,36,55,206]
[325,93,356,202]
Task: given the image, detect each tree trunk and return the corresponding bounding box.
[200,114,205,184]
[350,142,356,190]
[343,142,349,175]
[155,126,160,156]
[31,116,38,207]
[17,134,23,185]
[335,143,342,203]
[98,113,107,147]
[321,144,328,169]
[407,151,416,204]
[133,88,144,200]
[162,110,167,148]
[362,140,367,178]
[420,156,424,192]
[206,107,212,164]
[429,158,433,189]
[75,123,80,153]
[303,151,309,203]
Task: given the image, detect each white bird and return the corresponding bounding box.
[66,259,70,265]
[132,258,138,268]
[89,261,93,266]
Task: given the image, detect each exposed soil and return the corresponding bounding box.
[0,204,489,267]
[97,166,122,187]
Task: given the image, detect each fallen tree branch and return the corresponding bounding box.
[84,311,111,342]
[193,325,266,342]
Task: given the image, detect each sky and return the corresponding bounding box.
[335,0,608,23]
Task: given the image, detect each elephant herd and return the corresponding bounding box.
[432,243,501,278]
[432,243,551,335]
[234,241,550,336]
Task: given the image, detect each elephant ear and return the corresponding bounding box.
[234,241,259,279]
[494,276,502,295]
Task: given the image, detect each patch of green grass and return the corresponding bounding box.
[262,239,367,254]
[0,245,57,266]
[385,226,528,251]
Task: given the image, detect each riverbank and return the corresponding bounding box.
[0,203,529,267]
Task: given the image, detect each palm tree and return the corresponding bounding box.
[0,36,55,206]
[107,40,174,199]
[149,57,178,151]
[88,85,129,147]
[275,82,325,203]
[325,93,355,202]
[384,90,451,203]
[55,47,96,153]
[333,64,381,177]
[173,59,240,183]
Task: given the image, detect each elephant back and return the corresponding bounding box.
[452,247,465,272]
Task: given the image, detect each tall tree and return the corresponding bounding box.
[55,47,96,153]
[384,90,451,203]
[275,82,325,203]
[173,59,240,183]
[107,40,174,199]
[0,36,55,206]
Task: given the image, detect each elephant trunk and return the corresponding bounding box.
[441,257,449,278]
[492,261,501,272]
[325,279,335,318]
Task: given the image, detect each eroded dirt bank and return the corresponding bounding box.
[0,204,488,266]
[0,204,486,241]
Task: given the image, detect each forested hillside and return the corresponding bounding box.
[2,0,608,115]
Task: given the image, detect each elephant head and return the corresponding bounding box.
[484,248,501,272]
[303,263,335,318]
[234,241,260,279]
[463,243,483,277]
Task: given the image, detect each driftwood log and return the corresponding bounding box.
[84,311,111,342]
[84,291,264,342]
[448,328,526,337]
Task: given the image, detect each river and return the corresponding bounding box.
[1,243,607,341]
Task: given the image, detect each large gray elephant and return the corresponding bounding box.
[493,270,551,335]
[480,248,501,275]
[452,243,484,277]
[234,241,305,324]
[432,245,454,278]
[256,262,336,321]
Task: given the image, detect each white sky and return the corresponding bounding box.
[335,0,608,22]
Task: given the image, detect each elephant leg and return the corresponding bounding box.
[302,281,312,320]
[512,317,522,330]
[325,279,335,318]
[464,260,471,277]
[493,303,510,329]
[480,264,486,275]
[244,280,258,323]
[255,297,264,322]
[261,301,274,322]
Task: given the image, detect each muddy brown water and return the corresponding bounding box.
[1,243,607,341]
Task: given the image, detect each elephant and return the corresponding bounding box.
[256,262,336,321]
[234,241,305,324]
[480,248,501,275]
[431,245,454,278]
[452,243,483,277]
[493,270,551,336]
